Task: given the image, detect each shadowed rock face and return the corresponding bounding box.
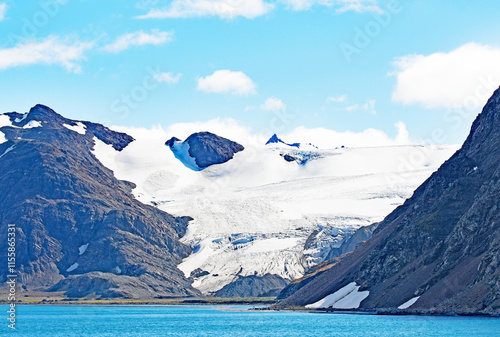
[0,105,199,299]
[166,131,244,169]
[277,88,500,315]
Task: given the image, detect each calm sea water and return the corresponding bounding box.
[1,305,499,336]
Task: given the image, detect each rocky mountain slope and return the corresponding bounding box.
[0,105,199,298]
[276,88,500,315]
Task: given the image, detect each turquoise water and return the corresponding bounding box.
[1,305,499,336]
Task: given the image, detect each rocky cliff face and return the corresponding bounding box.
[0,105,199,298]
[277,88,500,315]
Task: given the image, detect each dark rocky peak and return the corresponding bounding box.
[13,104,70,128]
[461,86,500,157]
[2,105,134,152]
[166,131,244,170]
[165,137,181,148]
[265,134,300,148]
[185,132,245,169]
[83,121,134,151]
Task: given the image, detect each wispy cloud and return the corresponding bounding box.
[391,42,500,109]
[197,70,257,95]
[0,3,7,21]
[154,72,182,84]
[345,104,359,111]
[280,0,381,13]
[261,97,286,111]
[0,36,93,73]
[335,0,381,13]
[362,99,376,114]
[136,0,274,19]
[103,30,173,53]
[326,94,347,103]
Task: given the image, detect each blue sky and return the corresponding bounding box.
[1,0,500,144]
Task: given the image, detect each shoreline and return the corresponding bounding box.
[1,299,498,318]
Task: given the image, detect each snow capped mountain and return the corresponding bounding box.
[165,132,244,171]
[0,105,460,299]
[92,125,458,297]
[0,105,198,299]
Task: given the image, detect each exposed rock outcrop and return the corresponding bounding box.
[276,88,500,315]
[0,105,199,299]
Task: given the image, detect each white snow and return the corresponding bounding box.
[169,140,200,171]
[23,120,42,129]
[66,262,79,272]
[79,243,89,255]
[244,238,301,254]
[63,122,87,135]
[305,282,370,309]
[0,114,12,144]
[398,296,420,309]
[14,114,27,123]
[0,145,15,159]
[89,123,459,295]
[115,266,122,274]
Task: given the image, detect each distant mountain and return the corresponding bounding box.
[166,132,244,171]
[265,134,322,165]
[0,105,199,299]
[265,134,318,150]
[276,88,500,315]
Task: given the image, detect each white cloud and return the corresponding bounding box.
[112,118,412,153]
[391,42,500,109]
[335,0,381,13]
[136,0,274,19]
[261,97,286,111]
[326,94,347,103]
[345,104,359,111]
[197,70,257,95]
[280,0,381,12]
[283,121,412,148]
[362,99,376,114]
[0,3,7,21]
[154,72,182,84]
[0,36,93,73]
[103,30,173,53]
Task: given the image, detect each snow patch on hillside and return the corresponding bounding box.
[23,120,42,129]
[14,114,27,123]
[64,122,87,135]
[169,139,200,171]
[305,282,369,309]
[0,114,10,144]
[398,296,420,309]
[79,244,89,255]
[66,263,79,272]
[0,145,15,159]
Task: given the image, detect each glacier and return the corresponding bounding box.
[90,126,459,295]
